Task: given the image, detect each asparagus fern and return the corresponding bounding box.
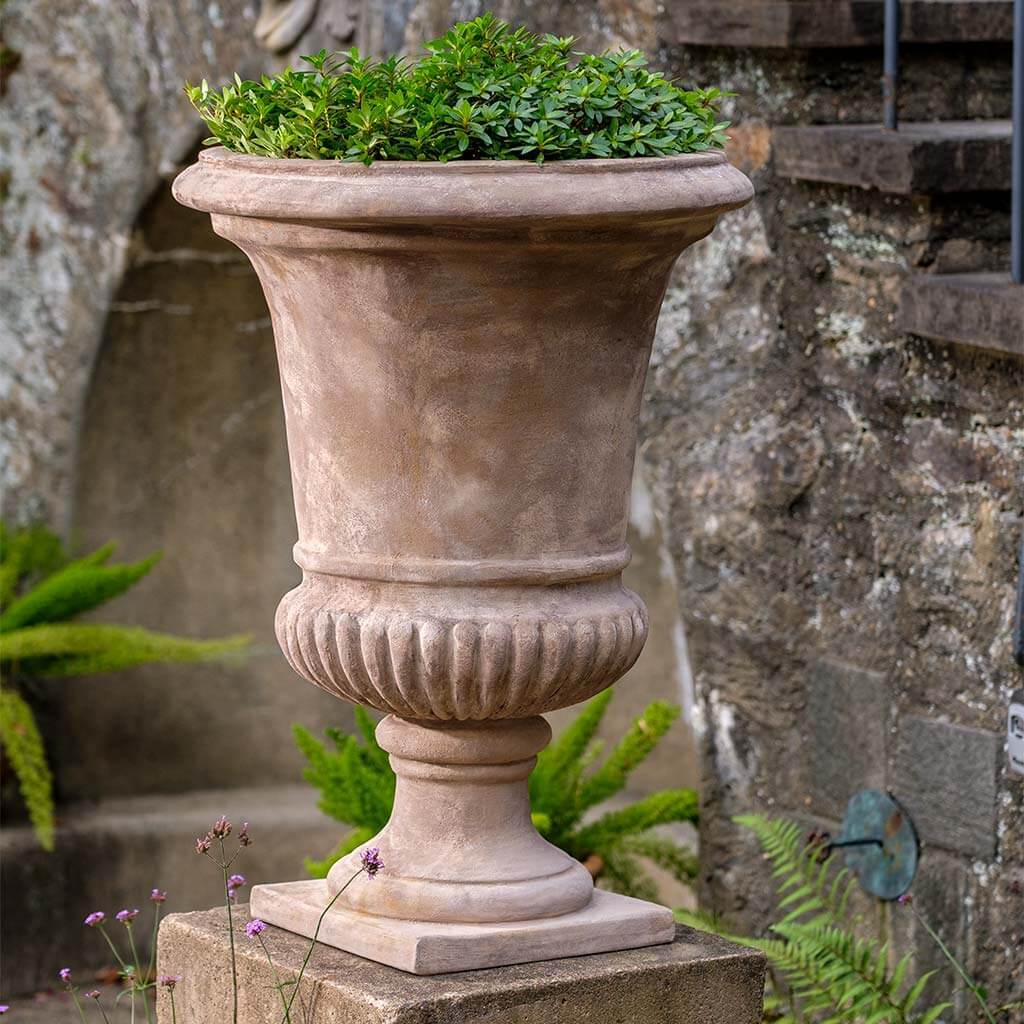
[0,522,249,850]
[296,690,699,898]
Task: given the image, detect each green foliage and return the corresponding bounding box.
[297,690,699,898]
[0,688,54,850]
[293,706,395,877]
[0,523,249,849]
[677,814,961,1023]
[187,13,729,165]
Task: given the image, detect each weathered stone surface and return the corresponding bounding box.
[898,271,1024,356]
[157,909,766,1023]
[774,121,1013,194]
[894,716,1000,858]
[805,659,888,819]
[665,1,1015,48]
[0,786,339,997]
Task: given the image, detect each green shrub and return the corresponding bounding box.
[0,522,249,850]
[295,689,699,899]
[187,13,729,164]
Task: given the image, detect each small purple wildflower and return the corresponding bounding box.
[210,815,231,839]
[150,888,168,904]
[195,834,212,854]
[158,975,182,990]
[238,821,251,846]
[898,892,913,904]
[0,1005,8,1014]
[115,908,139,924]
[84,911,106,927]
[58,967,72,982]
[86,990,101,999]
[245,919,267,938]
[228,873,246,888]
[360,846,384,878]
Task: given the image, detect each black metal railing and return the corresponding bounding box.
[884,0,1022,283]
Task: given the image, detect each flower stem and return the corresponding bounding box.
[283,867,364,1020]
[912,905,997,1024]
[168,989,177,1024]
[257,933,292,1024]
[125,926,154,1024]
[95,923,130,973]
[221,839,239,1024]
[68,989,89,1024]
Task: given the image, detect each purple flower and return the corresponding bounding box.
[84,911,106,927]
[86,990,101,999]
[245,919,267,938]
[238,821,251,847]
[0,1005,8,1014]
[898,892,913,904]
[116,908,139,924]
[150,888,168,904]
[196,835,212,854]
[210,816,231,839]
[158,975,182,990]
[360,846,384,879]
[228,874,246,889]
[59,967,72,982]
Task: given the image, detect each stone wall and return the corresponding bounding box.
[2,0,1022,1013]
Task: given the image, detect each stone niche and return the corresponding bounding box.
[53,173,347,799]
[51,162,695,812]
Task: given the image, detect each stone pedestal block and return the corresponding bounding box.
[157,907,766,1023]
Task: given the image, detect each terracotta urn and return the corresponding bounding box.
[173,148,752,974]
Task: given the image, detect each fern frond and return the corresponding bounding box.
[0,545,158,633]
[734,814,855,927]
[1,623,249,675]
[619,830,698,885]
[530,689,613,831]
[304,826,377,878]
[569,788,698,857]
[0,687,55,850]
[0,523,67,608]
[600,844,659,901]
[578,700,680,810]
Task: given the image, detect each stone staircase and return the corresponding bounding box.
[745,0,1022,357]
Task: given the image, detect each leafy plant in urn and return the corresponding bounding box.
[175,14,752,974]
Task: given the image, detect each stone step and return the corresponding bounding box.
[898,272,1024,356]
[0,784,342,998]
[773,121,1012,194]
[667,0,1015,48]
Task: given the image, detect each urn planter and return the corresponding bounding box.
[173,148,752,974]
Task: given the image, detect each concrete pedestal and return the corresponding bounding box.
[157,905,765,1023]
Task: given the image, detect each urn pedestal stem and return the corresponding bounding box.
[325,716,594,923]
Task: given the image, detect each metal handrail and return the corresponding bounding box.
[1013,0,1022,282]
[884,0,1022,283]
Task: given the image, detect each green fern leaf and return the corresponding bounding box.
[619,831,698,885]
[0,545,159,633]
[577,700,679,810]
[530,688,613,827]
[0,687,55,850]
[1,622,249,675]
[0,523,68,608]
[304,826,376,877]
[569,788,698,857]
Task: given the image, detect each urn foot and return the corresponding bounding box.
[249,880,675,975]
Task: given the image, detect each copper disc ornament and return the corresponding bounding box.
[834,789,918,901]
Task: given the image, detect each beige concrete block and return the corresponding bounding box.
[157,906,766,1023]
